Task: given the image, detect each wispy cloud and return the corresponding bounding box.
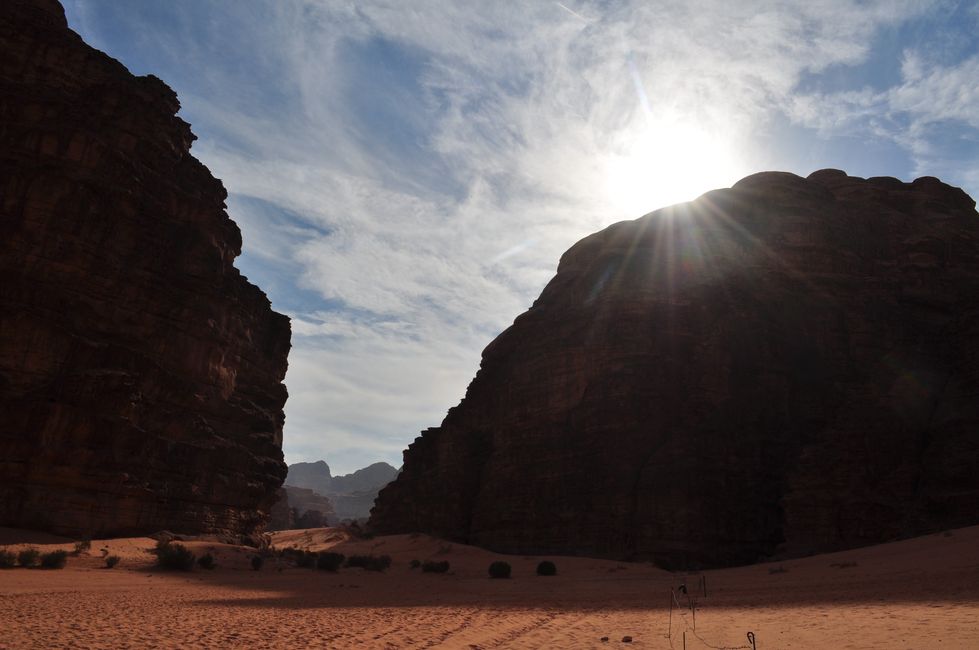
[63,0,976,473]
[787,3,979,179]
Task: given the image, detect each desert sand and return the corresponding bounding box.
[1,526,977,649]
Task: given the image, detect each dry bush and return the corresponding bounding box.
[317,552,345,572]
[40,550,68,569]
[536,560,557,576]
[489,561,511,579]
[17,548,40,568]
[155,541,195,571]
[422,560,450,573]
[345,555,391,571]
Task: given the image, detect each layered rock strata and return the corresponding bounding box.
[372,170,979,568]
[0,0,290,538]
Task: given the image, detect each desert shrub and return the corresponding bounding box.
[18,548,40,568]
[155,541,195,571]
[105,555,121,569]
[488,561,511,579]
[317,552,345,572]
[536,560,557,576]
[0,549,16,568]
[40,550,68,569]
[409,559,421,569]
[345,554,391,572]
[279,547,299,562]
[73,539,91,556]
[297,551,318,569]
[345,555,369,569]
[197,553,216,570]
[421,560,450,574]
[768,565,788,575]
[251,555,264,571]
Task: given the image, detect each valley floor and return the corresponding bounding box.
[0,526,977,648]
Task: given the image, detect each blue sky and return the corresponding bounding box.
[63,1,979,474]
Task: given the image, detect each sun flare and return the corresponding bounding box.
[604,118,744,219]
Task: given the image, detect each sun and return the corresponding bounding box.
[603,117,744,219]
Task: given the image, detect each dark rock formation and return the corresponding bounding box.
[331,490,387,524]
[330,462,400,494]
[0,0,290,538]
[268,486,335,531]
[286,460,398,521]
[371,169,979,568]
[285,461,334,496]
[288,486,334,527]
[268,488,295,531]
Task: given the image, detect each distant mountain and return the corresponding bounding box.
[330,463,402,494]
[285,460,333,495]
[285,460,399,522]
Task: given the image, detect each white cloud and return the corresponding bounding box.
[65,0,976,474]
[889,54,979,128]
[211,0,964,473]
[789,47,979,184]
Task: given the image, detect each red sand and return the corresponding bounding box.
[1,526,977,648]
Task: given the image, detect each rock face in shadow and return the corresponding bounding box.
[268,487,335,531]
[0,0,290,538]
[371,169,979,568]
[268,489,296,532]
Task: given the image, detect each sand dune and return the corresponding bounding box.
[1,526,977,648]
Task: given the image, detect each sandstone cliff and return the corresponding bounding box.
[371,170,979,567]
[0,0,290,538]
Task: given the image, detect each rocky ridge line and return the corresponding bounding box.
[371,169,979,568]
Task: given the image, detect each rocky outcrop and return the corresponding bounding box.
[0,0,290,538]
[330,462,400,494]
[268,489,295,532]
[371,170,979,568]
[268,486,335,531]
[287,460,398,521]
[285,461,334,496]
[331,491,387,524]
